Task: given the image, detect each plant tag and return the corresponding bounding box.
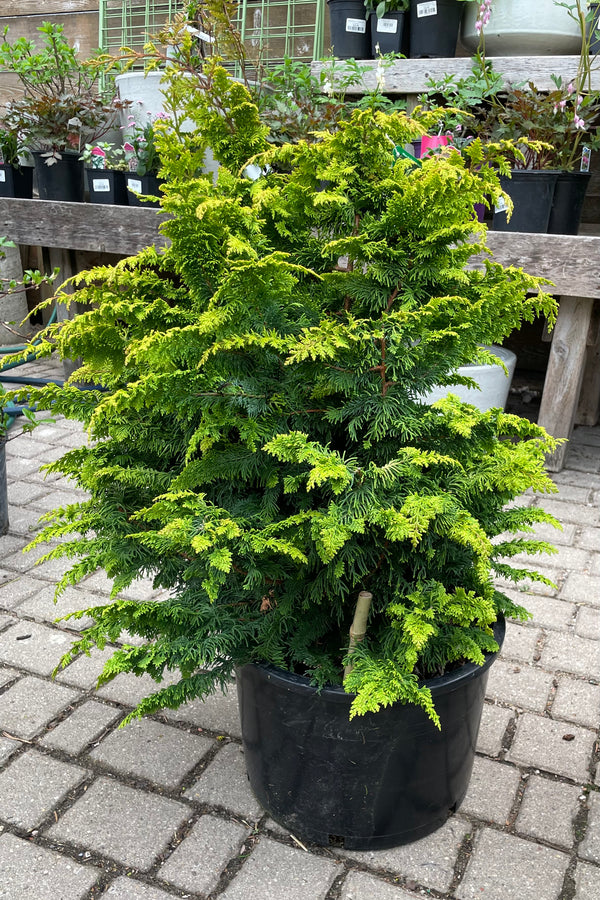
[0,170,5,183]
[581,146,591,172]
[345,17,366,33]
[92,178,111,193]
[417,1,437,17]
[377,17,398,33]
[494,195,508,214]
[127,178,143,193]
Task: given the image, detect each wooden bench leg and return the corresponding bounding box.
[538,296,595,472]
[575,301,600,427]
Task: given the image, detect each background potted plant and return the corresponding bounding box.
[80,142,129,205]
[15,56,561,850]
[0,123,32,199]
[0,22,124,202]
[409,0,476,58]
[328,0,371,59]
[123,114,165,207]
[364,0,408,56]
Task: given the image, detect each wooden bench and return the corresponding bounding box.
[1,197,598,471]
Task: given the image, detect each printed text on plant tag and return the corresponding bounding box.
[417,1,437,17]
[345,17,366,33]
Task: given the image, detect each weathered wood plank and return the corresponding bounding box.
[0,198,169,255]
[538,296,595,471]
[576,303,600,427]
[311,56,594,94]
[0,12,100,57]
[0,1,98,15]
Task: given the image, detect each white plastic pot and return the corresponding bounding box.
[461,0,583,55]
[420,345,517,412]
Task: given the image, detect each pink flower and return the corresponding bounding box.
[91,146,106,157]
[567,82,575,95]
[574,114,586,130]
[123,142,135,153]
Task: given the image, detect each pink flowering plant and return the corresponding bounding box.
[122,114,165,177]
[79,142,127,171]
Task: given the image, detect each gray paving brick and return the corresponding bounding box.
[163,682,242,738]
[512,545,591,572]
[0,749,88,830]
[577,527,600,552]
[459,757,520,824]
[5,456,44,479]
[40,701,122,755]
[340,871,419,900]
[0,667,18,689]
[500,623,541,663]
[552,677,600,729]
[561,573,600,606]
[103,878,177,899]
[0,676,80,740]
[574,861,600,900]
[0,832,101,899]
[507,712,596,781]
[7,481,50,505]
[538,499,600,528]
[0,736,21,765]
[0,575,46,610]
[158,813,248,894]
[28,489,82,514]
[551,483,594,504]
[0,615,13,633]
[580,792,600,864]
[5,437,54,460]
[0,535,30,557]
[540,632,600,677]
[506,592,576,631]
[0,621,75,675]
[476,704,514,757]
[589,555,600,578]
[82,570,163,601]
[456,827,569,900]
[89,717,214,788]
[343,817,469,893]
[185,741,263,822]
[516,775,581,848]
[496,565,562,597]
[220,837,339,900]
[530,520,577,546]
[486,660,553,711]
[96,670,180,708]
[17,585,97,631]
[576,606,600,640]
[47,776,191,871]
[56,645,116,690]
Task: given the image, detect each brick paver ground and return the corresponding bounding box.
[0,358,598,899]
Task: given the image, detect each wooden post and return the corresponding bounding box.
[344,591,373,678]
[0,241,31,345]
[576,302,600,427]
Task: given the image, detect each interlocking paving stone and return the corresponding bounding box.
[82,570,163,601]
[575,606,600,640]
[580,792,600,864]
[340,871,419,900]
[0,667,18,689]
[158,813,248,893]
[17,585,97,631]
[574,861,600,899]
[0,736,21,765]
[0,535,30,557]
[0,676,80,740]
[496,565,561,597]
[185,741,263,821]
[500,623,541,663]
[0,615,13,633]
[342,817,469,893]
[515,775,581,848]
[0,575,47,610]
[538,498,600,527]
[47,776,191,871]
[219,837,340,900]
[486,660,554,711]
[96,670,180,708]
[560,573,600,607]
[505,592,576,631]
[40,700,122,755]
[512,545,590,572]
[507,712,596,781]
[56,645,116,690]
[552,677,600,729]
[0,832,101,899]
[103,878,178,899]
[0,749,88,830]
[540,632,600,677]
[28,489,82,514]
[89,717,215,788]
[456,828,569,900]
[0,621,75,675]
[459,757,521,824]
[7,481,51,505]
[476,703,514,757]
[577,526,600,551]
[163,682,242,738]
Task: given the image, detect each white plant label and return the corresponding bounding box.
[127,178,143,193]
[377,18,398,33]
[494,196,508,214]
[0,170,5,183]
[417,1,437,17]
[92,178,111,192]
[345,17,366,33]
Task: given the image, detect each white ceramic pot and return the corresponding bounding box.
[420,345,517,412]
[461,0,583,56]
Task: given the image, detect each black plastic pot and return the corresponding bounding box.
[126,173,163,208]
[493,170,559,233]
[328,0,370,59]
[32,151,85,202]
[86,168,129,205]
[547,170,591,235]
[0,164,33,199]
[370,10,405,55]
[409,0,463,58]
[237,616,505,850]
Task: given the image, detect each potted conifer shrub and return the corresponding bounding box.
[18,61,560,850]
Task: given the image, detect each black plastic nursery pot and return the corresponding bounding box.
[86,168,129,205]
[409,0,464,58]
[547,170,591,236]
[126,173,163,208]
[493,170,559,233]
[32,151,85,202]
[0,164,33,199]
[370,10,405,55]
[327,0,370,59]
[237,616,505,850]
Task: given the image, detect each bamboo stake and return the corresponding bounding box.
[344,591,373,678]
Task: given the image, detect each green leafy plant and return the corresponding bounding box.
[123,114,165,176]
[17,66,560,727]
[0,122,28,168]
[80,142,128,171]
[364,0,409,19]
